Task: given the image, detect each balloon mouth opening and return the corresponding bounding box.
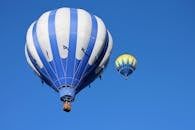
[60,95,74,102]
[59,86,76,101]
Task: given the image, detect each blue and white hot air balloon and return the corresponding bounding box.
[25,7,113,112]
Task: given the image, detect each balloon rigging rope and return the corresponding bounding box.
[28,46,57,89]
[71,51,87,87]
[52,57,61,85]
[70,53,77,87]
[43,65,58,89]
[64,55,68,85]
[39,54,58,89]
[33,22,60,89]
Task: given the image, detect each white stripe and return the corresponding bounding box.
[36,11,53,61]
[55,8,70,59]
[26,22,43,68]
[97,31,113,69]
[76,9,92,60]
[88,16,106,65]
[25,44,40,76]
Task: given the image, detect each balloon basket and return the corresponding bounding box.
[63,101,71,112]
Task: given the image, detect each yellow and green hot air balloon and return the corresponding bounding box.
[115,54,137,79]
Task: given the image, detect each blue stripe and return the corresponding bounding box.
[74,15,98,82]
[26,47,50,84]
[116,62,134,77]
[26,47,59,92]
[84,32,109,79]
[32,22,59,87]
[48,10,65,85]
[120,65,134,77]
[76,32,109,93]
[71,59,80,86]
[61,58,67,85]
[66,8,78,85]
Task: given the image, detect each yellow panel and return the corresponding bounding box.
[115,54,137,67]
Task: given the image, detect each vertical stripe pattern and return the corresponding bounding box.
[48,10,65,85]
[66,8,78,85]
[115,54,137,78]
[25,7,113,98]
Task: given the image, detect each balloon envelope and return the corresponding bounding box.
[115,54,137,79]
[25,7,113,104]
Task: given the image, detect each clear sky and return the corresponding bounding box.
[0,0,195,130]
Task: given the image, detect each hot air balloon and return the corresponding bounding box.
[115,54,137,79]
[25,7,113,112]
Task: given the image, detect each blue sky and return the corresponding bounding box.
[0,0,195,130]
